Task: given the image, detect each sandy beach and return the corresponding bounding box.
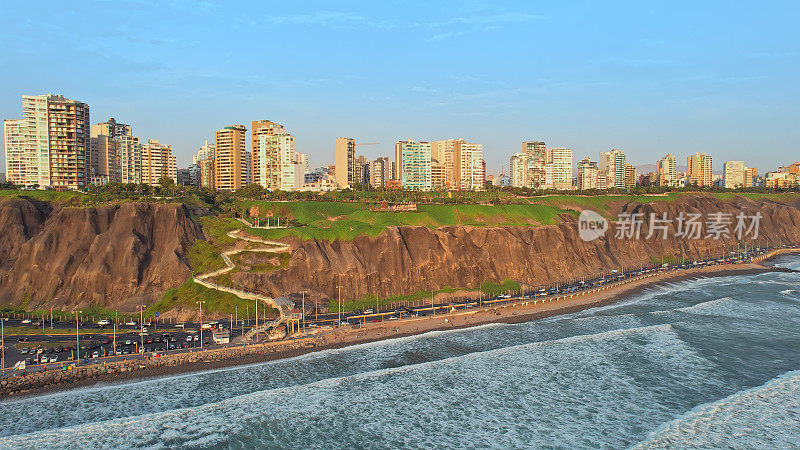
[3,250,798,399]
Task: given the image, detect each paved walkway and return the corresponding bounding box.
[193,223,293,341]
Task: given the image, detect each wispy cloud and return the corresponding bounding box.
[428,31,464,42]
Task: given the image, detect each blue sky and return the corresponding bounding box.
[1,1,798,173]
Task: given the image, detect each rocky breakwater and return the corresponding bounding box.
[236,194,800,299]
[0,198,203,311]
[0,339,320,398]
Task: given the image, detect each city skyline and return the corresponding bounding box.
[1,1,798,173]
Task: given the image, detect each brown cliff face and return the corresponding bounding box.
[235,194,800,300]
[0,198,203,312]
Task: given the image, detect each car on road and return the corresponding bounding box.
[21,319,31,324]
[92,351,99,358]
[186,336,193,342]
[50,355,59,363]
[125,340,131,345]
[193,335,199,341]
[175,323,185,329]
[125,321,136,326]
[97,319,110,326]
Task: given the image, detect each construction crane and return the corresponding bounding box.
[355,142,380,146]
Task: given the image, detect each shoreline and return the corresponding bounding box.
[3,250,799,400]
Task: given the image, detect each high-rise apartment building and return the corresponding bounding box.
[200,158,215,188]
[599,149,626,189]
[394,139,432,190]
[723,161,746,189]
[117,135,142,184]
[657,154,677,187]
[624,163,637,188]
[3,94,90,189]
[454,141,484,190]
[255,133,302,190]
[686,152,713,186]
[544,147,573,190]
[91,117,131,139]
[576,157,598,190]
[334,137,357,188]
[251,120,285,188]
[89,135,120,184]
[141,139,176,185]
[193,140,215,165]
[370,157,394,188]
[430,139,458,188]
[3,119,27,186]
[522,141,546,189]
[509,153,526,188]
[214,124,247,191]
[743,167,758,187]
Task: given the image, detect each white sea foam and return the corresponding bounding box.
[0,323,721,449]
[634,370,800,449]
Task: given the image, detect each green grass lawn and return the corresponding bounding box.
[150,279,279,318]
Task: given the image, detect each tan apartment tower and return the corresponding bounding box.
[687,152,713,186]
[334,137,356,188]
[214,124,247,191]
[657,154,677,187]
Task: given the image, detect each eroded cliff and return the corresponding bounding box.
[0,197,203,311]
[234,194,800,300]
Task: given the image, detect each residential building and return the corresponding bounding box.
[255,133,303,190]
[509,152,526,188]
[117,135,142,184]
[686,152,713,187]
[598,149,626,189]
[723,161,746,189]
[522,141,546,189]
[765,163,799,189]
[657,154,677,187]
[141,139,176,185]
[394,139,432,190]
[334,137,357,188]
[89,135,120,184]
[3,94,90,189]
[576,157,598,190]
[370,157,394,188]
[251,120,285,189]
[544,147,572,190]
[624,163,637,188]
[743,167,759,187]
[454,141,484,190]
[214,124,247,191]
[193,140,215,165]
[431,139,458,188]
[3,119,27,186]
[431,158,446,189]
[199,157,215,188]
[354,155,370,185]
[91,117,131,139]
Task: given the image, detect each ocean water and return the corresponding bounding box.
[0,256,799,449]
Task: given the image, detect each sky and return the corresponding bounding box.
[1,0,798,174]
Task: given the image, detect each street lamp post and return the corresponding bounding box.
[337,285,343,326]
[1,316,5,378]
[75,310,82,362]
[138,305,146,354]
[301,291,306,334]
[197,301,205,349]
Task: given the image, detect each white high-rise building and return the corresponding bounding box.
[193,140,215,165]
[599,149,626,189]
[117,135,142,184]
[577,157,598,190]
[4,94,90,189]
[509,152,526,188]
[256,133,303,190]
[455,141,484,190]
[545,147,573,190]
[723,161,746,189]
